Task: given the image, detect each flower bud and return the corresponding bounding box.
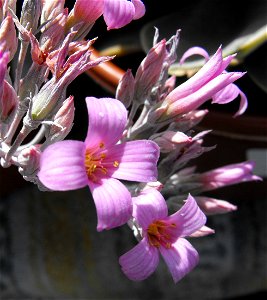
[20,0,42,33]
[150,131,192,153]
[134,39,166,101]
[18,145,41,177]
[189,225,215,237]
[199,161,262,191]
[44,95,75,145]
[116,69,135,108]
[0,80,18,121]
[0,16,17,61]
[195,196,237,215]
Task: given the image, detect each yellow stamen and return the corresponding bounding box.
[113,161,119,167]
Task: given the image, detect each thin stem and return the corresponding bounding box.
[4,124,33,165]
[130,101,150,132]
[4,106,27,144]
[18,124,45,151]
[14,40,29,93]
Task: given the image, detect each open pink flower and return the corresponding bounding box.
[38,97,159,231]
[119,189,206,283]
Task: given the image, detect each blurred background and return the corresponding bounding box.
[1,0,266,299]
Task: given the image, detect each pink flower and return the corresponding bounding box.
[119,190,206,283]
[199,161,262,191]
[153,47,246,122]
[38,97,160,231]
[195,196,237,215]
[71,0,145,30]
[179,46,248,117]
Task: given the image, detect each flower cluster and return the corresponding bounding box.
[0,0,261,284]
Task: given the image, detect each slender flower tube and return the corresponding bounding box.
[195,196,237,215]
[38,97,160,231]
[119,190,206,283]
[199,161,262,191]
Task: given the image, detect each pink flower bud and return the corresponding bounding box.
[141,181,164,191]
[199,161,262,191]
[134,39,166,100]
[0,80,18,121]
[195,196,237,215]
[189,225,215,237]
[0,16,17,61]
[45,95,75,144]
[67,0,104,28]
[18,145,41,177]
[116,69,135,108]
[151,131,192,153]
[20,0,42,33]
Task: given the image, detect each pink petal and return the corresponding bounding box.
[212,83,248,116]
[38,140,88,191]
[103,0,135,30]
[84,97,127,149]
[88,177,132,231]
[105,140,160,182]
[160,238,199,283]
[167,194,206,237]
[179,46,210,65]
[167,46,224,102]
[119,238,159,281]
[168,72,245,116]
[132,188,168,229]
[132,0,145,19]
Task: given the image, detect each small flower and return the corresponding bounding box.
[119,190,206,283]
[38,97,160,231]
[150,47,246,123]
[195,196,237,215]
[199,161,262,191]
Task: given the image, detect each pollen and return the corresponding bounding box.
[85,148,107,181]
[147,220,177,249]
[113,161,119,167]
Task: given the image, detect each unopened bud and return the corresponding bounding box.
[0,16,17,61]
[195,196,237,215]
[134,39,166,101]
[72,0,104,24]
[45,95,75,144]
[20,0,42,33]
[116,69,134,108]
[141,181,163,191]
[18,145,41,177]
[0,80,18,121]
[151,131,192,153]
[189,225,215,237]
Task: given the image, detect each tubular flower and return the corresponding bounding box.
[151,46,246,123]
[199,161,262,191]
[38,97,160,231]
[119,189,206,283]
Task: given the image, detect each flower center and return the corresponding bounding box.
[147,220,177,249]
[84,142,119,182]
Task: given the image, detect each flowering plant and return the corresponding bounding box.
[0,0,262,287]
